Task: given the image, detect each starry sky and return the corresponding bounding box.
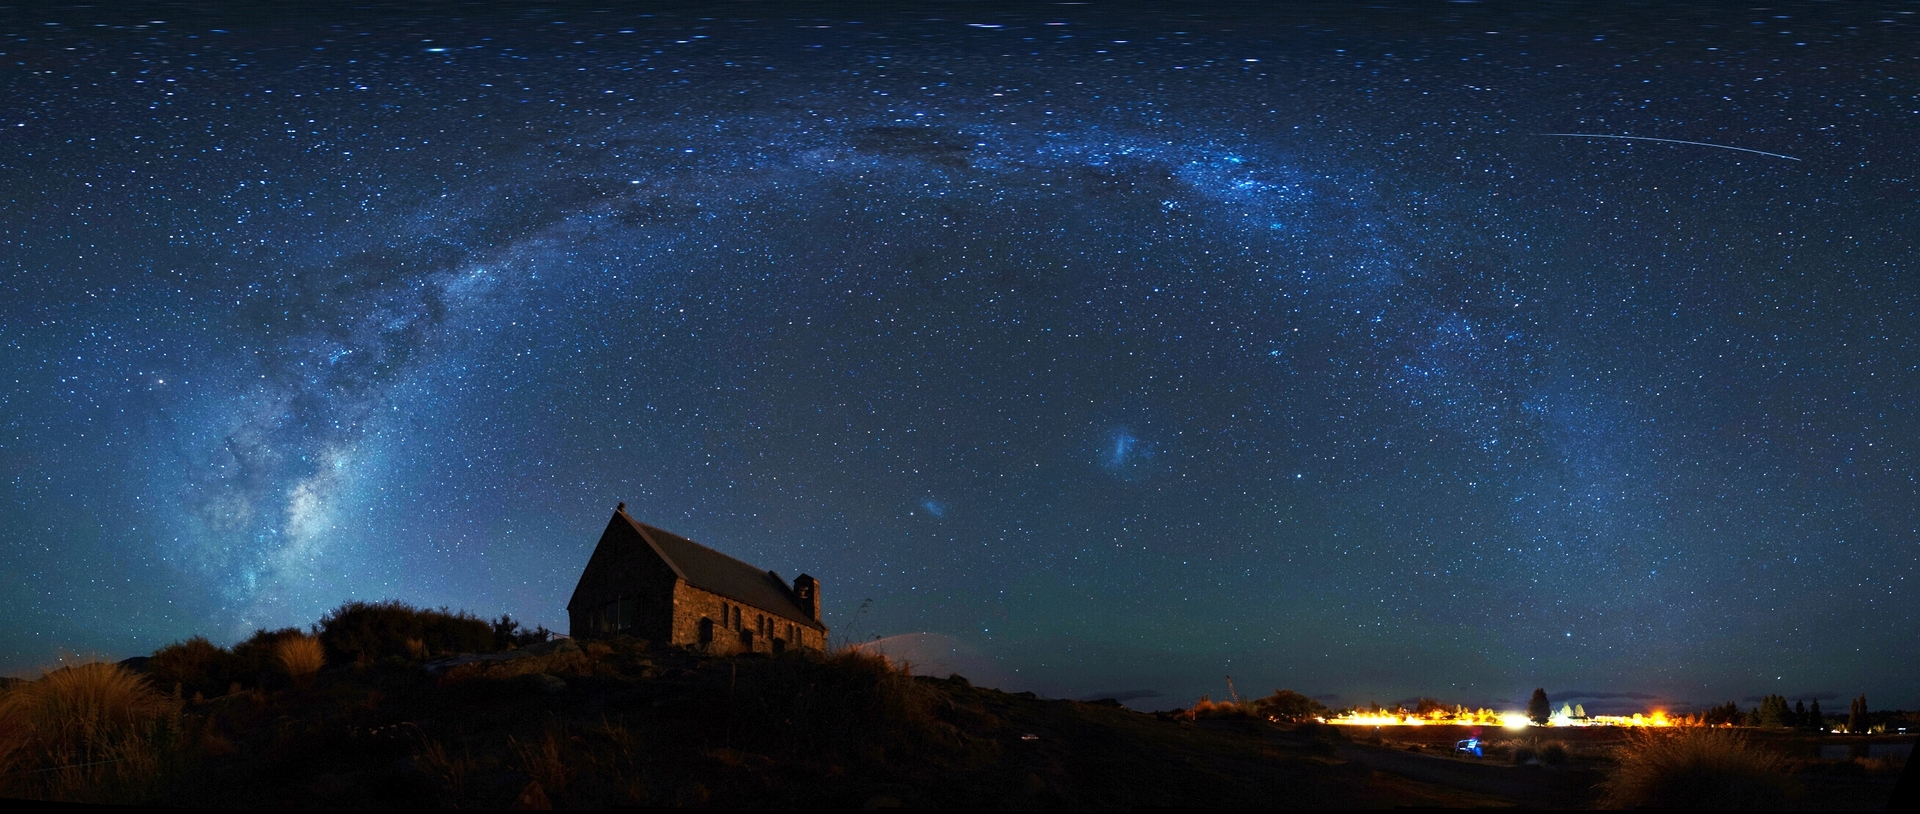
[3,1,1916,713]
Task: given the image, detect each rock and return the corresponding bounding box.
[425,637,584,676]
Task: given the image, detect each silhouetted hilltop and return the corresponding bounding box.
[0,601,1476,808]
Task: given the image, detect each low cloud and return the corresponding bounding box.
[1080,689,1162,703]
[1553,690,1662,701]
[1743,692,1839,703]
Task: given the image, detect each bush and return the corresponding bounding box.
[1599,727,1798,809]
[1540,741,1569,767]
[491,614,555,650]
[0,662,180,802]
[230,628,309,686]
[148,636,237,698]
[1512,744,1537,765]
[728,647,953,760]
[317,601,495,664]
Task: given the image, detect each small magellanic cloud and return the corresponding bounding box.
[920,499,945,517]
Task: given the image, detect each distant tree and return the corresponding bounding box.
[1807,699,1823,729]
[1757,694,1790,728]
[1413,697,1448,717]
[1702,701,1744,727]
[1847,695,1867,734]
[1527,688,1552,725]
[1254,689,1331,723]
[1574,703,1587,718]
[1791,700,1807,728]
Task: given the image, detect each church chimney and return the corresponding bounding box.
[792,574,820,620]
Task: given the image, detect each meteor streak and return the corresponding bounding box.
[1535,133,1801,161]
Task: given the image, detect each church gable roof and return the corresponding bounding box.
[618,510,826,631]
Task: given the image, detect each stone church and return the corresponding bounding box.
[566,504,827,654]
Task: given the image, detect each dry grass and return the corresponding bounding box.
[412,736,473,803]
[274,634,325,678]
[512,729,576,804]
[1598,726,1799,809]
[0,661,181,802]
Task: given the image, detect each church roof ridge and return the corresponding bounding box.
[615,509,825,631]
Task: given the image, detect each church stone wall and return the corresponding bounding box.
[671,583,827,655]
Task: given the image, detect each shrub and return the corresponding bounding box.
[274,634,325,678]
[1540,741,1569,767]
[1598,726,1798,809]
[147,636,237,698]
[1512,744,1537,765]
[728,647,953,760]
[491,614,555,650]
[229,628,309,686]
[317,600,494,664]
[0,662,180,801]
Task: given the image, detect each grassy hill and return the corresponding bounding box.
[0,602,1497,808]
[2,602,1907,808]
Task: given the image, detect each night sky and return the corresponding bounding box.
[4,2,1916,714]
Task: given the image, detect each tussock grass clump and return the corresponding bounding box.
[274,634,325,678]
[1599,727,1798,809]
[0,661,181,802]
